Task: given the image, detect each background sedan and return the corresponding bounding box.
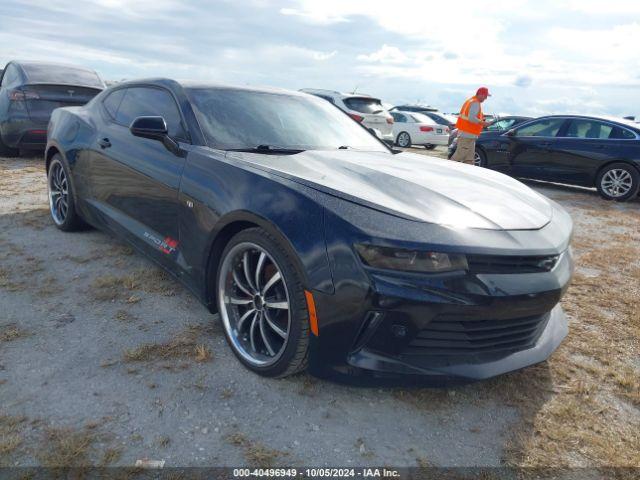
[0,60,104,156]
[391,111,449,148]
[455,115,640,201]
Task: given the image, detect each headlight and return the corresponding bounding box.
[355,244,468,273]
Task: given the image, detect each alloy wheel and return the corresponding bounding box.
[218,242,291,367]
[601,169,633,198]
[473,151,481,166]
[48,161,69,225]
[398,132,410,147]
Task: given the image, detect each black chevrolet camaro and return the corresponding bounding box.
[450,115,640,202]
[46,79,574,384]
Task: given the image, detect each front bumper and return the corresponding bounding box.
[309,201,574,385]
[310,247,572,385]
[346,304,567,384]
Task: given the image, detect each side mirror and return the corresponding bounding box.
[505,129,516,137]
[130,116,168,140]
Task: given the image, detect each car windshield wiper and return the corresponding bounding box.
[226,145,305,154]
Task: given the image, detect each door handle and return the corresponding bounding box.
[98,138,111,149]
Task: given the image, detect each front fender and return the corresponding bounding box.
[177,147,335,307]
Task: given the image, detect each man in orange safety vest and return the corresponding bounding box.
[451,87,491,165]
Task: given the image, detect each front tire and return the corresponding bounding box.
[474,148,487,167]
[47,154,86,231]
[217,228,309,377]
[596,163,640,201]
[424,144,436,150]
[396,132,411,148]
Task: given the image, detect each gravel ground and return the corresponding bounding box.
[0,148,638,469]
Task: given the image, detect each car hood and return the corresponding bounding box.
[226,149,553,230]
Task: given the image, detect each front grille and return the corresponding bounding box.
[467,254,559,274]
[404,313,549,357]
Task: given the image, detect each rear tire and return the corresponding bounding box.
[216,227,309,378]
[424,144,436,150]
[396,132,411,148]
[596,163,640,201]
[0,135,19,157]
[47,154,87,231]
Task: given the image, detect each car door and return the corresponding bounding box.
[88,85,190,269]
[391,112,409,140]
[508,117,568,180]
[550,119,635,186]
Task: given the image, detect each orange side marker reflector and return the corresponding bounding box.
[305,290,319,336]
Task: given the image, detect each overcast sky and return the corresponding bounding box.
[1,0,639,117]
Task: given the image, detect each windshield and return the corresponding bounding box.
[186,88,389,152]
[22,64,103,88]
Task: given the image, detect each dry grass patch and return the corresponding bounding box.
[195,344,212,362]
[19,208,51,230]
[100,447,122,466]
[0,249,48,294]
[89,268,177,302]
[0,324,31,342]
[226,432,287,468]
[37,427,98,467]
[500,204,640,468]
[114,309,135,322]
[0,415,27,458]
[123,324,214,364]
[220,387,234,399]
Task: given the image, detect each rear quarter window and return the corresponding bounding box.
[610,126,637,139]
[1,64,21,88]
[102,89,126,119]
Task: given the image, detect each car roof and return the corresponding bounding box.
[112,78,310,98]
[299,88,380,101]
[537,114,640,130]
[11,60,97,73]
[393,104,439,111]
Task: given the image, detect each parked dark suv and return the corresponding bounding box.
[0,61,104,156]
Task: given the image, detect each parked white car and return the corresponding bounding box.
[390,111,449,148]
[300,89,394,144]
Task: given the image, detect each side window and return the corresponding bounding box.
[516,118,565,137]
[116,87,187,139]
[1,65,21,88]
[610,126,636,140]
[486,119,511,131]
[392,113,406,123]
[102,89,126,120]
[565,119,614,139]
[500,119,516,130]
